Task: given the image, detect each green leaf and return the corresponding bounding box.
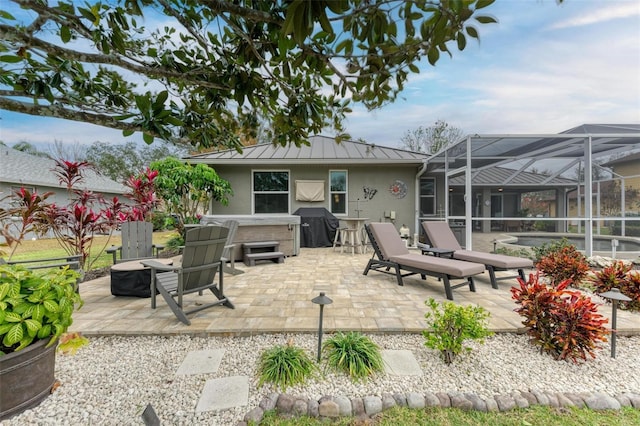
[143,133,154,144]
[475,15,498,24]
[4,323,24,345]
[466,26,479,39]
[0,10,16,20]
[476,0,496,10]
[0,55,23,63]
[61,25,72,43]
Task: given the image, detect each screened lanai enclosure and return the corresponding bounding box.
[420,124,640,257]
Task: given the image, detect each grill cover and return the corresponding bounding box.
[293,208,339,248]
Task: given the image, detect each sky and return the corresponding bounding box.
[0,0,639,150]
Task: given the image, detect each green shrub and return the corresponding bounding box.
[165,233,184,249]
[322,331,383,380]
[531,237,573,264]
[149,211,172,231]
[258,343,316,391]
[422,298,492,365]
[494,246,534,259]
[511,272,609,362]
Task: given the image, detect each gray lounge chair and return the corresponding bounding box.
[141,226,233,325]
[107,221,164,264]
[363,222,484,300]
[422,221,533,289]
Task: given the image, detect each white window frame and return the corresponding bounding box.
[251,169,290,214]
[329,170,348,215]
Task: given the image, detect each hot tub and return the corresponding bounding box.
[200,215,301,258]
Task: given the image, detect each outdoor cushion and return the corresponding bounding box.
[453,250,533,269]
[390,253,485,277]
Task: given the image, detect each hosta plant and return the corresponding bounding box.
[322,331,383,381]
[536,244,590,286]
[511,272,609,362]
[590,261,640,311]
[423,298,493,365]
[258,341,316,391]
[0,264,83,355]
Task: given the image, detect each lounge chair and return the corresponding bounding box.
[107,221,164,264]
[363,222,485,300]
[141,225,233,325]
[422,221,533,289]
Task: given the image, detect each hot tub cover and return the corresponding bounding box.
[293,208,339,248]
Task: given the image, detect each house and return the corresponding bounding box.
[0,147,127,239]
[602,151,640,213]
[186,136,430,241]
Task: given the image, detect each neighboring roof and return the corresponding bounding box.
[0,147,127,194]
[448,166,577,187]
[186,135,429,165]
[602,151,640,167]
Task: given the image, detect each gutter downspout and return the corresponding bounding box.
[415,158,429,245]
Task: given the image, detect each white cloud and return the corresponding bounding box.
[548,2,640,30]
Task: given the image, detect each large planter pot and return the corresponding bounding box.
[0,339,56,420]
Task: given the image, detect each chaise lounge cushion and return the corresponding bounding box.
[389,253,485,277]
[452,250,532,269]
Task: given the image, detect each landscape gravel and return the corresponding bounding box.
[2,333,640,425]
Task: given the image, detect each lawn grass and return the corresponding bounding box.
[257,405,640,426]
[2,231,178,270]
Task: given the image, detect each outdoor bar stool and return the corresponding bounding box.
[339,227,358,255]
[332,226,349,251]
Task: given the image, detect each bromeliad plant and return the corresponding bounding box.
[0,264,83,355]
[511,272,609,363]
[422,298,492,365]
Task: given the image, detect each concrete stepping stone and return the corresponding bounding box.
[195,376,249,412]
[176,349,225,375]
[381,350,422,376]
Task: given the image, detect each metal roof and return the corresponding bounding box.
[186,135,430,165]
[0,147,127,194]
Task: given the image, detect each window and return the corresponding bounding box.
[330,170,347,215]
[252,171,289,214]
[419,177,436,216]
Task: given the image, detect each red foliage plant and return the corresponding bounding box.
[511,272,609,363]
[535,245,590,286]
[590,261,640,311]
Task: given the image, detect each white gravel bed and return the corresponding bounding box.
[3,333,640,425]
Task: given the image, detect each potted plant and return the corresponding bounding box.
[0,263,83,420]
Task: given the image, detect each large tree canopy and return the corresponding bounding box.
[0,0,496,151]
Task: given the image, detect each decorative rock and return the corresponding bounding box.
[511,392,529,409]
[464,393,485,412]
[626,393,640,409]
[276,394,295,413]
[318,395,333,404]
[381,393,396,411]
[243,407,264,424]
[450,393,473,411]
[483,396,499,412]
[334,395,352,416]
[564,393,586,408]
[532,390,550,406]
[259,393,279,411]
[307,399,319,418]
[615,394,632,407]
[363,396,383,415]
[393,393,407,407]
[292,399,308,416]
[494,394,516,411]
[436,392,451,407]
[519,391,537,406]
[556,393,576,408]
[546,392,559,408]
[351,397,365,417]
[584,393,621,410]
[318,400,340,418]
[406,392,425,409]
[424,392,440,407]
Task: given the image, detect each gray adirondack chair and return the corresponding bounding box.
[141,226,233,325]
[198,218,243,275]
[107,221,164,264]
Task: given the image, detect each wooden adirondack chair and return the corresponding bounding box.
[107,221,164,264]
[141,226,233,325]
